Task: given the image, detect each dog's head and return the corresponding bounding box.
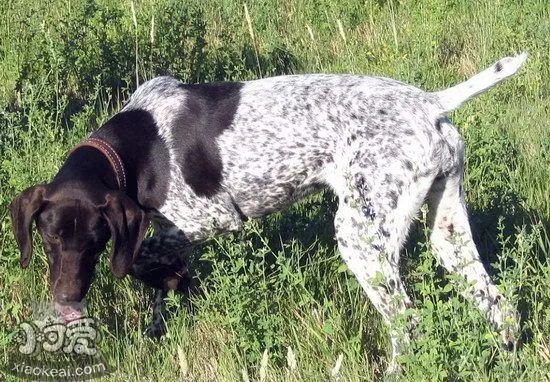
[10,183,148,321]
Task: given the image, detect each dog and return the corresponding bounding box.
[10,52,527,372]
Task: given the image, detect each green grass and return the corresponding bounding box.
[1,0,549,380]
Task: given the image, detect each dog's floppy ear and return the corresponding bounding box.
[10,185,47,268]
[101,192,148,278]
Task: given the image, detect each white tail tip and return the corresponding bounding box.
[434,52,528,114]
[495,52,528,77]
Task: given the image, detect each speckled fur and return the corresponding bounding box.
[124,54,527,372]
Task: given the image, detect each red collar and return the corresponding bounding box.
[71,137,127,191]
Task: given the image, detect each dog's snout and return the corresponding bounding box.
[56,292,71,303]
[56,289,83,304]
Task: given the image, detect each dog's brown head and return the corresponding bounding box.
[10,183,148,320]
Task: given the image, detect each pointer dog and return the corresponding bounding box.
[11,53,527,372]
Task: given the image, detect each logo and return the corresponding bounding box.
[2,302,112,381]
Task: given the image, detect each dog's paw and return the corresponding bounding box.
[144,321,167,339]
[490,298,520,351]
[500,313,520,352]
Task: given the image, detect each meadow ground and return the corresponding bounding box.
[0,0,549,380]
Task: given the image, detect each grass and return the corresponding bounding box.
[1,0,549,380]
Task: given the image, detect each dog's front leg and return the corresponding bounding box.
[143,289,170,338]
[131,229,193,338]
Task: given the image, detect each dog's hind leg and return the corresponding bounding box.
[427,155,519,350]
[332,165,434,373]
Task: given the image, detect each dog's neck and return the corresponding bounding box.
[71,138,127,191]
[53,147,124,202]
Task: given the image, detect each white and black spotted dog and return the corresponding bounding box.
[10,53,527,372]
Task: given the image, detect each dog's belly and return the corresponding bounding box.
[219,140,334,217]
[225,165,329,217]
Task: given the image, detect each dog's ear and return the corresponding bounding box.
[101,192,148,278]
[10,185,47,268]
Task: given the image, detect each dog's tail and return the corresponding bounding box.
[432,52,527,115]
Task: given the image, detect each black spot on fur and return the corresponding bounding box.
[173,81,244,197]
[94,109,170,208]
[388,191,398,209]
[388,279,396,293]
[362,203,376,219]
[435,171,448,181]
[396,180,404,193]
[355,174,365,189]
[338,238,349,248]
[448,223,455,235]
[403,160,413,171]
[435,118,442,131]
[373,244,383,252]
[494,61,503,73]
[380,227,390,237]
